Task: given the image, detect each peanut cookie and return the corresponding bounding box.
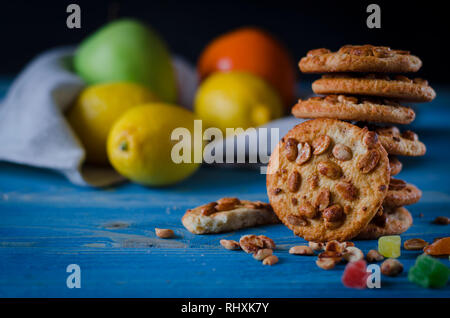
[375,126,426,156]
[299,45,422,73]
[266,119,390,242]
[356,206,413,240]
[389,156,402,176]
[292,95,416,125]
[182,198,280,234]
[384,178,422,207]
[312,74,435,103]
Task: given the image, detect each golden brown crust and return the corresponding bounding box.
[384,178,422,207]
[373,126,426,156]
[356,206,413,240]
[181,199,280,234]
[266,119,390,242]
[312,74,435,103]
[389,156,402,176]
[291,95,416,125]
[299,45,422,73]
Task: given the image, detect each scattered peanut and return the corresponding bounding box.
[343,246,364,263]
[381,259,403,277]
[262,255,279,265]
[433,216,450,225]
[239,234,275,253]
[155,228,174,239]
[318,251,343,263]
[325,240,345,253]
[289,245,314,256]
[316,257,337,270]
[403,238,428,250]
[253,248,273,261]
[308,241,324,251]
[366,249,384,262]
[220,239,241,250]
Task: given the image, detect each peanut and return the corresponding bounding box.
[220,239,241,250]
[289,245,314,255]
[262,255,279,265]
[155,228,174,239]
[253,248,273,261]
[381,259,403,277]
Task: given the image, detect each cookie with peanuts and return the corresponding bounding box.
[312,73,435,103]
[182,198,280,234]
[299,45,422,73]
[375,126,426,157]
[389,156,403,176]
[384,178,422,207]
[292,95,416,125]
[356,206,413,239]
[266,119,390,242]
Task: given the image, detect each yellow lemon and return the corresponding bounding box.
[107,103,201,186]
[194,71,283,133]
[67,82,159,165]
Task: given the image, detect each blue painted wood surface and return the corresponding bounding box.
[0,78,449,298]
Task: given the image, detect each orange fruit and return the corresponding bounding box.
[198,27,296,108]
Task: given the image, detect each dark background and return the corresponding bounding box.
[0,0,447,82]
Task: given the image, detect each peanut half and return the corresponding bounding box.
[220,239,241,250]
[155,228,174,239]
[262,255,279,265]
[289,246,314,256]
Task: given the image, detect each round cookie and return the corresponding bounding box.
[312,74,435,103]
[299,45,422,73]
[389,156,403,176]
[375,126,426,156]
[384,178,422,207]
[292,95,416,125]
[266,119,390,242]
[356,206,413,240]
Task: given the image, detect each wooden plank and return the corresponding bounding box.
[0,81,449,297]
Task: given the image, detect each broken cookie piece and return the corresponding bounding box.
[182,199,280,234]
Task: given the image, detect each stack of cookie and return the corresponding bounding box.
[266,45,434,242]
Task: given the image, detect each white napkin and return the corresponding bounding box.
[0,47,301,186]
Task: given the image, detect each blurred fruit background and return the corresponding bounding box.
[63,17,292,185]
[1,0,448,187]
[67,82,159,165]
[198,28,296,107]
[1,1,448,82]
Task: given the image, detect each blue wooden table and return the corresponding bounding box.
[0,79,449,298]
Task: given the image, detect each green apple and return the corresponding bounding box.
[74,19,177,103]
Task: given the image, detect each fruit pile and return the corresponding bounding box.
[67,19,296,186]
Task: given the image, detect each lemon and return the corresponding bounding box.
[67,82,159,165]
[107,103,201,186]
[194,71,283,133]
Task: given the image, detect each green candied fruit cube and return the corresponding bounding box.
[408,265,430,288]
[378,235,401,258]
[408,254,449,288]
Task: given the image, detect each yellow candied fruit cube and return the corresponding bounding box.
[378,235,401,258]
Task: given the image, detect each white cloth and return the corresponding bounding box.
[0,47,301,186]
